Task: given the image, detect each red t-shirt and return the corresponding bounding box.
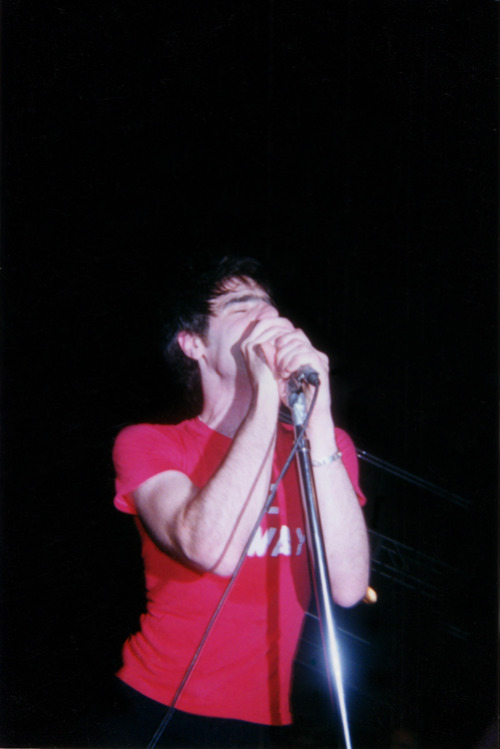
[113,417,364,725]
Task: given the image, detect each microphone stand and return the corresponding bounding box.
[289,387,353,749]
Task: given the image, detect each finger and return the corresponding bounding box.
[275,340,320,376]
[245,317,295,341]
[278,352,329,383]
[274,328,311,347]
[275,333,329,372]
[279,354,320,381]
[241,320,295,353]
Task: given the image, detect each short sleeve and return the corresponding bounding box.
[113,424,187,515]
[334,428,367,506]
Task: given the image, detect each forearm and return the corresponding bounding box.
[308,414,370,607]
[178,392,278,575]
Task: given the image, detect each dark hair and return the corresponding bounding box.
[162,255,273,412]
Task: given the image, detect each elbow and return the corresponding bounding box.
[173,508,237,577]
[172,515,215,573]
[184,551,236,578]
[192,548,238,578]
[331,570,371,609]
[185,550,235,578]
[176,540,215,574]
[332,585,367,608]
[177,533,236,578]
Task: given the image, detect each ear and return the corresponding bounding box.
[177,330,205,361]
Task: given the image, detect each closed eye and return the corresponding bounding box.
[223,294,273,312]
[229,301,258,314]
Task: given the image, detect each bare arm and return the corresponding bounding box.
[307,414,370,607]
[274,330,370,607]
[133,319,287,577]
[134,390,277,576]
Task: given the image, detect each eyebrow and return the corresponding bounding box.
[221,293,272,309]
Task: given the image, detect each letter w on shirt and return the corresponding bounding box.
[247,527,277,557]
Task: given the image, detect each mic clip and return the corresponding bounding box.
[287,367,320,410]
[287,366,320,395]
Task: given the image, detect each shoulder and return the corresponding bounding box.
[112,420,201,477]
[113,420,194,455]
[112,420,199,515]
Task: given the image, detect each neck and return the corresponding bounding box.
[198,377,253,438]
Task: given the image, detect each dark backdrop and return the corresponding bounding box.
[2,3,497,748]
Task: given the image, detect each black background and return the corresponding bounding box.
[1,2,497,748]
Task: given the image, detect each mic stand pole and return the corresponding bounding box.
[290,389,353,749]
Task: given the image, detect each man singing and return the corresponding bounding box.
[103,256,369,747]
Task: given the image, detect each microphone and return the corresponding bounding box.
[287,366,320,395]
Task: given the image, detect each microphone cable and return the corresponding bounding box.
[147,384,320,749]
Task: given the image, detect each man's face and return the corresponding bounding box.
[201,277,279,379]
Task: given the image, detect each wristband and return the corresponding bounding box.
[311,450,342,467]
